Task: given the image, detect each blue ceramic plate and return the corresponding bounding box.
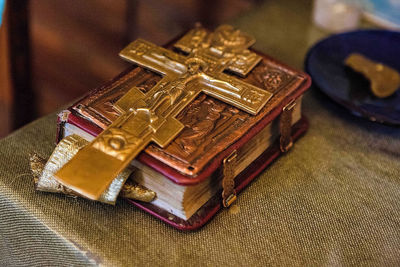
[305,30,400,125]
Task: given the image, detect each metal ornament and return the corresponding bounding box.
[54,24,273,200]
[345,53,400,98]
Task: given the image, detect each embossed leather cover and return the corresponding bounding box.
[56,34,311,230]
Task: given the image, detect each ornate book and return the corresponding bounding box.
[52,25,310,230]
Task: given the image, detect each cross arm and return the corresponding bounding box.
[198,73,273,115]
[119,39,187,77]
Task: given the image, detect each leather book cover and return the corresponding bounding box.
[56,28,311,230]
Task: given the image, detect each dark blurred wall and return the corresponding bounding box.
[31,0,257,116]
[0,4,12,137]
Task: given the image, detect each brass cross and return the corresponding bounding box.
[55,25,273,200]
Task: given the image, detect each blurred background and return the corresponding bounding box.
[0,0,261,137]
[0,0,398,138]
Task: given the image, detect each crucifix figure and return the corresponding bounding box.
[55,24,273,200]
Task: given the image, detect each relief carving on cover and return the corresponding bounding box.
[72,28,305,176]
[76,68,162,127]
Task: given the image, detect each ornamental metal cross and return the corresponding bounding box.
[55,25,273,200]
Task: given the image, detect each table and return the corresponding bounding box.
[1,0,399,265]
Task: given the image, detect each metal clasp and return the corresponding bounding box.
[283,99,296,112]
[280,99,297,152]
[222,150,238,207]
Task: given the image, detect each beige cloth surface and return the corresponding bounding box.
[1,0,399,266]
